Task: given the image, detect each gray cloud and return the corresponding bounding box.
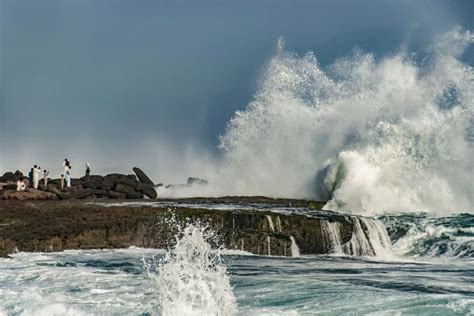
[0,0,472,181]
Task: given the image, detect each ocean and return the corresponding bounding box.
[1,209,472,315]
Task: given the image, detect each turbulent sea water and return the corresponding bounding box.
[1,28,473,315]
[0,210,473,316]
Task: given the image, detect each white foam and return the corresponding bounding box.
[152,224,237,316]
[215,27,474,215]
[290,236,301,257]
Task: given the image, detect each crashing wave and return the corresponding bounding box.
[380,213,474,258]
[218,28,474,215]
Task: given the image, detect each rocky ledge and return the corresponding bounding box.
[0,167,158,200]
[0,197,389,258]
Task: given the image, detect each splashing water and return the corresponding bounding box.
[218,28,474,215]
[381,213,474,258]
[152,224,237,316]
[290,236,300,257]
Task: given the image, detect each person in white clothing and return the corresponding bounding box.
[32,165,41,189]
[65,166,72,188]
[63,159,71,174]
[43,170,50,188]
[16,179,26,192]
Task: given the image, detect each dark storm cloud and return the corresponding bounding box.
[0,0,472,178]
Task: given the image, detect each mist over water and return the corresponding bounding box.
[207,28,473,215]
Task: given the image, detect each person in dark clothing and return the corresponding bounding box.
[85,163,91,181]
[28,168,34,188]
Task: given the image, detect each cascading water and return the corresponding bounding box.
[266,215,275,232]
[290,236,301,257]
[152,224,237,316]
[320,217,394,258]
[218,28,474,215]
[321,221,343,254]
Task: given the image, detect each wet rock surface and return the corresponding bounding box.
[0,197,377,258]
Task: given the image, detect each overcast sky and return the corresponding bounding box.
[0,0,473,180]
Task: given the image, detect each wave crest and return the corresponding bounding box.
[219,28,474,215]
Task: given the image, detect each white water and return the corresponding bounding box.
[321,221,343,254]
[289,236,300,257]
[214,28,473,215]
[1,247,473,315]
[385,214,474,258]
[320,217,394,258]
[265,215,275,232]
[152,225,237,316]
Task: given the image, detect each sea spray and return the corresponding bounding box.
[152,224,237,316]
[218,28,474,215]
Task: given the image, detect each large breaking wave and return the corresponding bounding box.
[217,28,473,215]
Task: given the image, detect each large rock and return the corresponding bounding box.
[108,191,126,199]
[116,177,139,189]
[102,174,121,191]
[133,167,154,186]
[82,180,103,190]
[0,197,390,258]
[137,183,157,199]
[115,184,143,199]
[0,172,17,182]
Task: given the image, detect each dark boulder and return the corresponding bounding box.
[0,172,17,182]
[102,174,122,191]
[82,180,102,190]
[137,183,157,199]
[116,178,139,189]
[108,191,126,199]
[187,177,209,186]
[125,190,143,199]
[133,167,154,186]
[14,170,24,178]
[115,184,143,199]
[115,183,135,195]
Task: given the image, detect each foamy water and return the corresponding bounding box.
[0,246,472,315]
[163,28,474,216]
[150,224,236,316]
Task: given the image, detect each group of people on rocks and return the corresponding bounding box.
[16,159,91,192]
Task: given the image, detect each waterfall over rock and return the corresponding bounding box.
[290,236,301,257]
[319,216,394,258]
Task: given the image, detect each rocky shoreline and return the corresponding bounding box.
[0,197,389,258]
[0,168,158,200]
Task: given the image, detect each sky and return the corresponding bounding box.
[0,0,473,182]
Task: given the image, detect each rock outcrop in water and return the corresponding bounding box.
[0,198,392,258]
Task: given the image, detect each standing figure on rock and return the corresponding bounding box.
[60,174,65,189]
[43,170,50,188]
[85,162,91,181]
[28,168,34,188]
[65,166,72,188]
[63,159,70,174]
[32,165,41,189]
